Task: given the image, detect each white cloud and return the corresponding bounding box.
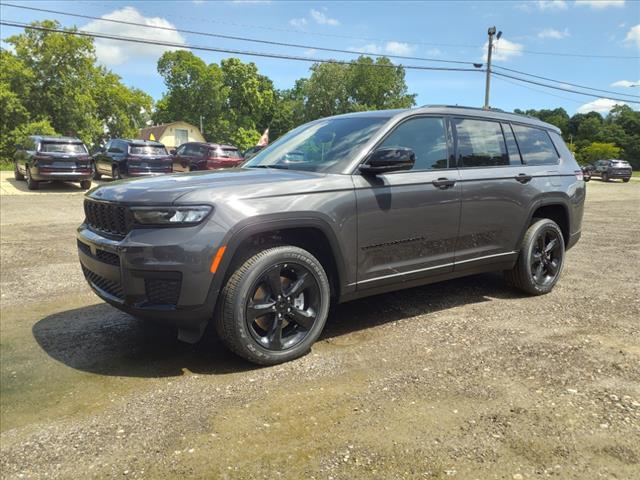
[310,8,340,26]
[483,38,524,62]
[289,17,307,28]
[83,7,186,66]
[577,98,627,114]
[538,28,570,39]
[385,41,413,56]
[349,44,382,54]
[611,79,640,87]
[624,24,640,48]
[536,0,568,11]
[575,0,625,9]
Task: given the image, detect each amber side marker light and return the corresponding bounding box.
[210,246,227,273]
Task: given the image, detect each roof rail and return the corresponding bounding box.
[419,104,506,113]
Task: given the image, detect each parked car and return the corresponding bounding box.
[92,139,172,180]
[14,135,92,190]
[77,106,585,365]
[171,142,244,172]
[242,145,265,161]
[591,159,632,182]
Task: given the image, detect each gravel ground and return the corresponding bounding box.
[1,178,639,479]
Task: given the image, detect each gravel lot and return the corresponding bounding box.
[1,174,639,479]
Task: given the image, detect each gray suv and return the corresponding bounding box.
[77,106,585,365]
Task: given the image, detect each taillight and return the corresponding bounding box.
[575,170,584,181]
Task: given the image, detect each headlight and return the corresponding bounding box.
[130,206,212,225]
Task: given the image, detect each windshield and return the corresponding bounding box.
[40,142,87,154]
[219,148,242,159]
[244,116,390,172]
[129,145,167,156]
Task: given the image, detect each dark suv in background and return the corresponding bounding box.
[92,139,172,180]
[171,142,244,172]
[77,106,585,365]
[591,159,632,182]
[14,135,92,190]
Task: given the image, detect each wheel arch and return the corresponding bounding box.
[520,198,571,248]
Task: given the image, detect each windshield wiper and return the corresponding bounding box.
[247,164,289,170]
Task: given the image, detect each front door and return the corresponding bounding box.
[354,116,461,289]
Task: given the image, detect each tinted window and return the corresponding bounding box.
[219,148,241,159]
[244,116,389,173]
[455,118,508,167]
[501,123,522,165]
[108,141,124,154]
[129,145,167,156]
[379,117,447,170]
[40,142,87,154]
[175,144,187,155]
[548,131,576,163]
[512,125,558,165]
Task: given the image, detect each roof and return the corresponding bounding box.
[138,121,201,141]
[124,139,165,146]
[31,135,83,143]
[326,105,562,133]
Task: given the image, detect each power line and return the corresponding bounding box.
[491,71,640,104]
[493,64,640,99]
[492,75,585,105]
[5,2,637,61]
[0,3,478,66]
[0,20,485,73]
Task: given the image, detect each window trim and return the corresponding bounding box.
[510,122,560,166]
[356,114,452,175]
[452,116,512,170]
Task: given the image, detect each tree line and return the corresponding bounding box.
[1,20,638,169]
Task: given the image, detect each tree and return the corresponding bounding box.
[579,142,622,165]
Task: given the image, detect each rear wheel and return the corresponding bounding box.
[14,162,24,181]
[92,162,101,180]
[216,246,330,365]
[505,218,565,296]
[601,172,609,182]
[80,179,92,190]
[623,178,630,183]
[26,168,39,190]
[112,166,122,180]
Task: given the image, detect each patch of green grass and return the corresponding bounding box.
[632,171,640,177]
[0,158,13,171]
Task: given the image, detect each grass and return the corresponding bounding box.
[0,161,13,172]
[632,171,640,178]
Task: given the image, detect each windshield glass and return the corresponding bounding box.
[219,148,242,159]
[129,145,167,156]
[244,116,390,172]
[40,142,87,154]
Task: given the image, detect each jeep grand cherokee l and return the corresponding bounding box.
[77,106,585,365]
[92,139,172,179]
[14,135,92,190]
[591,159,632,182]
[171,142,244,172]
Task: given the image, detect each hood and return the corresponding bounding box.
[86,167,328,204]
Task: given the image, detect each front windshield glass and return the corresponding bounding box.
[40,142,87,154]
[129,145,167,156]
[244,116,390,172]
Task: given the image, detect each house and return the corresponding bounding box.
[138,121,205,149]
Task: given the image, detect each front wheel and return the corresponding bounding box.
[92,162,101,180]
[505,218,565,296]
[80,179,92,190]
[14,162,24,181]
[601,172,609,182]
[216,246,331,365]
[623,178,630,183]
[112,166,122,180]
[26,168,39,190]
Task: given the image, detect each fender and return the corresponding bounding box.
[516,193,571,250]
[207,212,352,306]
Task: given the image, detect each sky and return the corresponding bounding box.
[1,0,639,115]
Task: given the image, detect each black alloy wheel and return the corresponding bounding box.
[246,262,320,351]
[530,227,562,288]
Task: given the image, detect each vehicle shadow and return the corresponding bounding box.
[4,176,105,193]
[32,272,520,378]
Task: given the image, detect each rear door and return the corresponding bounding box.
[453,117,534,267]
[354,115,461,288]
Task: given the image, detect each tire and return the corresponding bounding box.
[601,172,609,182]
[623,178,630,183]
[216,246,331,365]
[505,218,565,296]
[92,162,101,180]
[26,168,39,190]
[113,166,122,180]
[80,179,92,190]
[14,162,24,181]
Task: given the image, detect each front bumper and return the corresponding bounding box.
[77,220,227,330]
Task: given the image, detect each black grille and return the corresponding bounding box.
[145,277,181,305]
[77,239,91,256]
[96,249,120,266]
[82,265,124,300]
[84,200,129,237]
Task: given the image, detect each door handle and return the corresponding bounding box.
[515,173,532,184]
[432,177,456,189]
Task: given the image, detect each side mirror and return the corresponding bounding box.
[170,149,176,155]
[359,147,415,175]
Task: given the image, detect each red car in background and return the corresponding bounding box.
[171,142,244,172]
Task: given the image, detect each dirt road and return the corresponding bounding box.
[1,175,639,479]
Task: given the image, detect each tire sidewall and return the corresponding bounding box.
[520,219,565,295]
[226,248,330,364]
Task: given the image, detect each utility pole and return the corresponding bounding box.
[484,26,500,110]
[199,115,204,134]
